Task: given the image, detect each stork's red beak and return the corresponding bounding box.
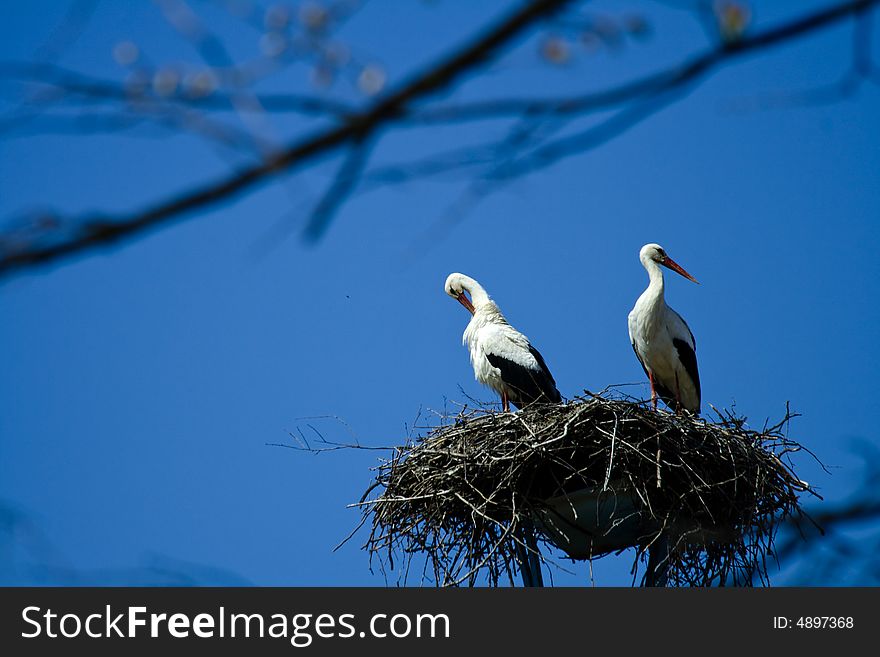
[662,257,699,284]
[456,293,476,314]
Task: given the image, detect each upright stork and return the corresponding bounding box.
[628,244,701,414]
[444,272,562,412]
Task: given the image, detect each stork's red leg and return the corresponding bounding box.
[648,372,658,410]
[502,390,510,413]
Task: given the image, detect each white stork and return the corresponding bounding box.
[444,273,561,412]
[628,244,701,414]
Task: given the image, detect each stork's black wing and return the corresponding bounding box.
[674,311,696,349]
[672,337,701,409]
[528,344,562,403]
[486,344,561,409]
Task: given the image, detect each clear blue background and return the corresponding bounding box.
[1,0,878,585]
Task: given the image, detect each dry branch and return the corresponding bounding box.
[1,0,878,278]
[0,0,574,275]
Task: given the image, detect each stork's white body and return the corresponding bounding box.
[628,245,701,414]
[463,303,540,403]
[445,273,560,411]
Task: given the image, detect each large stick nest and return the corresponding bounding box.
[359,391,815,587]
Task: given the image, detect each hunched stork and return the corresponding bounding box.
[628,244,701,414]
[444,273,562,412]
[445,272,559,587]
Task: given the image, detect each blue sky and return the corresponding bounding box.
[1,0,878,585]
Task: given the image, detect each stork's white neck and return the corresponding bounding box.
[640,256,666,305]
[460,275,492,309]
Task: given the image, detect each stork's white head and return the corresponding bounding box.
[445,272,490,314]
[639,243,699,284]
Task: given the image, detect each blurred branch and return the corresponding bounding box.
[722,8,880,112]
[0,61,359,120]
[772,444,880,585]
[349,0,880,247]
[384,0,880,174]
[1,0,877,278]
[31,0,100,64]
[0,0,574,276]
[304,136,375,240]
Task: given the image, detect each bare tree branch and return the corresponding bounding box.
[399,0,879,126]
[370,0,879,228]
[31,0,100,64]
[0,61,359,119]
[0,0,575,277]
[303,136,375,240]
[773,472,880,584]
[1,0,877,279]
[722,8,879,113]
